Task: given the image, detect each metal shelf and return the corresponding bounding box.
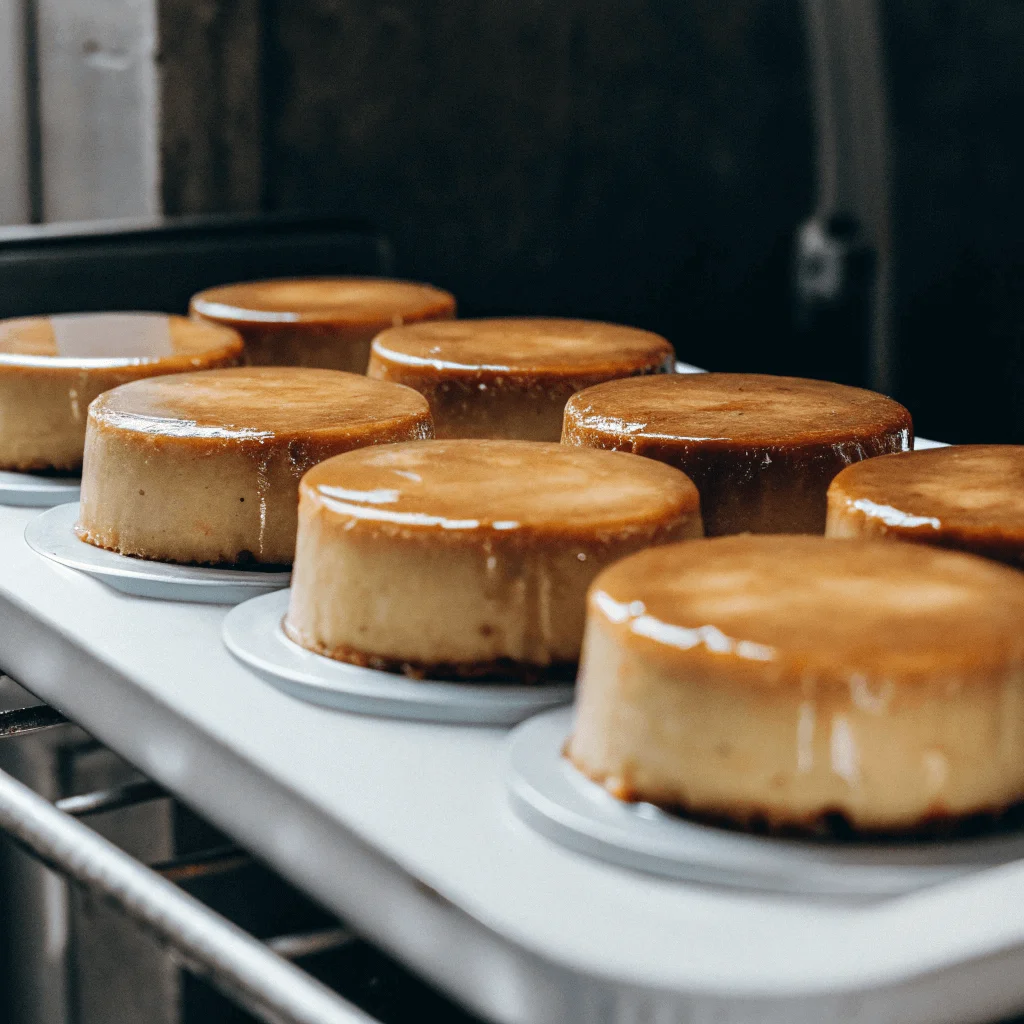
[0,705,373,1024]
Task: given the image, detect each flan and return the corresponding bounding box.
[567,535,1024,835]
[285,440,702,680]
[366,318,674,441]
[76,367,432,566]
[562,373,912,535]
[826,445,1024,568]
[0,312,243,471]
[190,277,456,372]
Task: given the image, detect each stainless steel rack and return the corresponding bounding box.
[0,693,472,1024]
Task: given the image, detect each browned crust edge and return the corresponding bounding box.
[73,525,290,571]
[283,618,575,684]
[0,459,82,473]
[566,752,1024,841]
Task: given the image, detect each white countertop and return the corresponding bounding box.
[2,445,1023,1024]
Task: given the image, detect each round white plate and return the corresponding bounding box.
[223,589,575,726]
[24,503,291,605]
[0,469,81,507]
[914,436,948,450]
[507,707,1024,899]
[673,360,704,374]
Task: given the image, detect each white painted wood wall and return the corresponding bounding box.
[0,0,31,224]
[0,0,161,225]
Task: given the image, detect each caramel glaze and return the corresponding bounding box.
[568,535,1024,834]
[285,440,702,678]
[367,318,674,441]
[827,445,1024,567]
[76,367,432,565]
[0,312,243,367]
[589,535,1024,686]
[562,373,913,535]
[368,317,673,380]
[0,313,243,472]
[190,277,456,371]
[297,439,700,547]
[84,366,431,458]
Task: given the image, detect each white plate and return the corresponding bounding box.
[0,469,81,507]
[24,503,291,605]
[914,436,948,449]
[223,589,575,726]
[673,360,704,374]
[507,707,1024,900]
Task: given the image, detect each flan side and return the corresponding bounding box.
[567,535,1024,834]
[0,313,243,471]
[562,373,913,535]
[827,445,1024,567]
[367,318,674,441]
[76,367,433,565]
[190,277,456,372]
[284,439,702,679]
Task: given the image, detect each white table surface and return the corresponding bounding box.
[2,437,1023,1024]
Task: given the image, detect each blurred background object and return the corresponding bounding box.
[1,1,1021,441]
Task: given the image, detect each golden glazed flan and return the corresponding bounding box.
[190,277,456,372]
[562,373,913,535]
[77,367,432,566]
[285,440,702,680]
[366,318,674,441]
[0,312,243,471]
[567,535,1024,835]
[826,445,1024,568]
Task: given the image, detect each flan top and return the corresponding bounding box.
[590,535,1024,688]
[827,445,1024,565]
[368,318,674,380]
[88,366,433,446]
[0,313,243,369]
[563,373,913,451]
[190,277,456,328]
[301,439,701,544]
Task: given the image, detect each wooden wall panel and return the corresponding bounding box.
[26,0,261,224]
[8,1,1022,439]
[158,0,262,216]
[260,0,814,375]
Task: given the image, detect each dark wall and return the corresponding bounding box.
[162,0,1024,443]
[159,0,263,214]
[259,0,813,375]
[884,1,1024,443]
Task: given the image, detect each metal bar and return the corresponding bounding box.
[267,927,356,962]
[151,844,251,883]
[0,704,68,738]
[55,778,166,818]
[0,765,378,1024]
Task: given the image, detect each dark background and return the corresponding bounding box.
[161,0,1024,444]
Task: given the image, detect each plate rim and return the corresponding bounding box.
[24,502,291,593]
[0,468,81,507]
[223,589,575,724]
[506,707,1024,898]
